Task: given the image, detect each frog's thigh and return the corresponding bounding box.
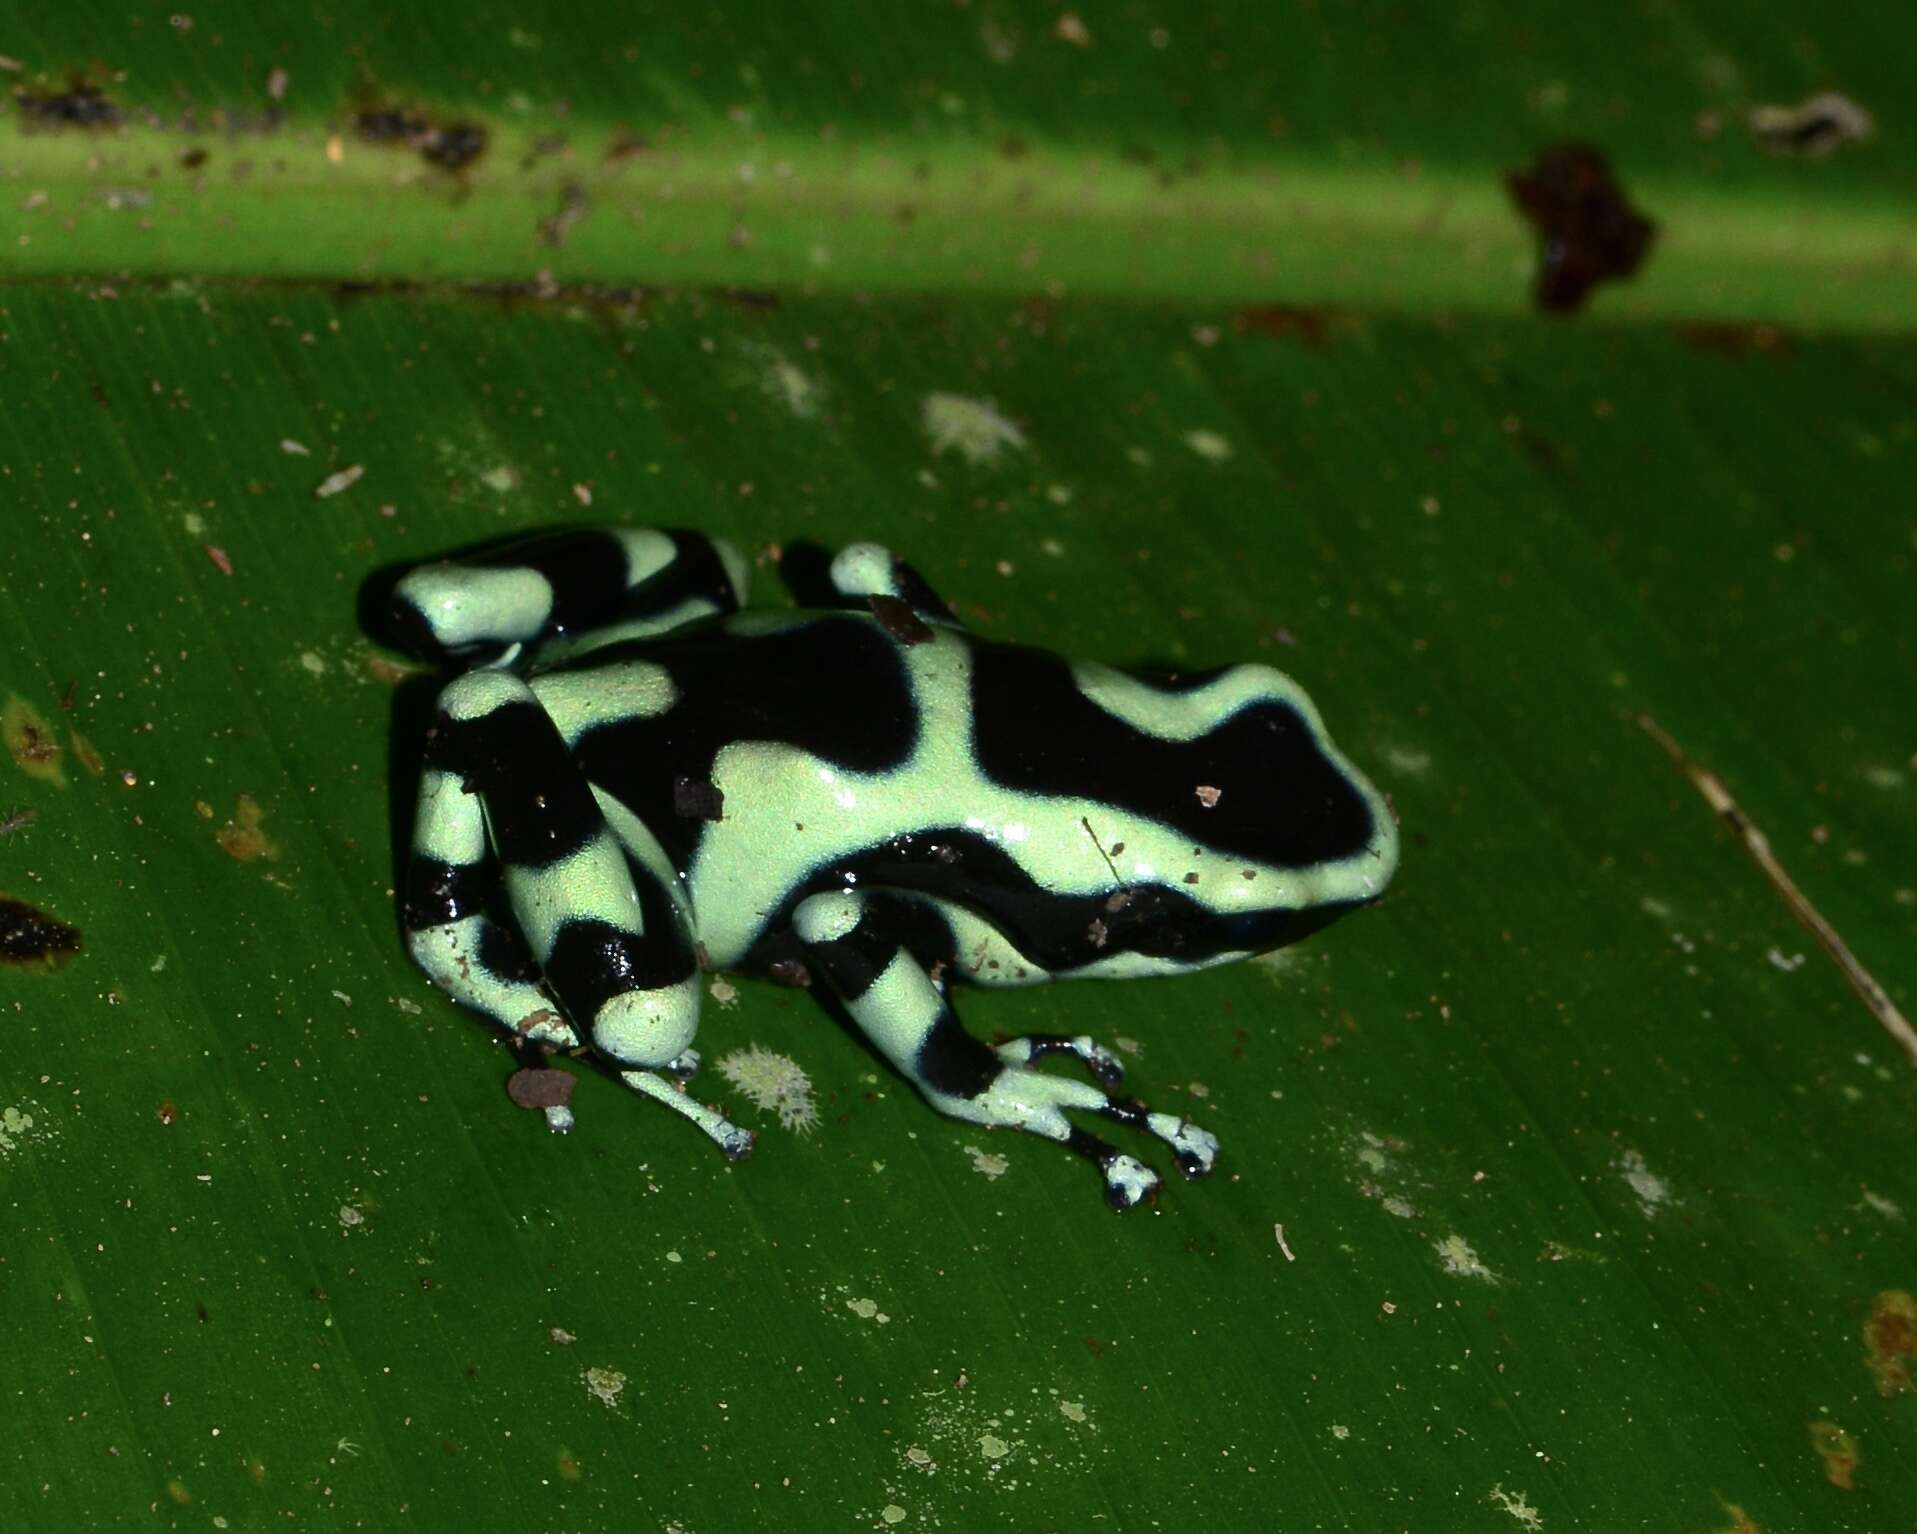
[411,671,748,1154]
[405,683,580,1054]
[792,891,1214,1210]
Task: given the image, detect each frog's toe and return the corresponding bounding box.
[662,1047,703,1084]
[995,1032,1125,1089]
[1097,1099,1219,1178]
[1156,1115,1220,1178]
[1063,1126,1161,1211]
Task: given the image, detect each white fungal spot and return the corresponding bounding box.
[744,342,822,419]
[921,392,1027,464]
[1488,1483,1544,1530]
[1183,428,1233,462]
[583,1367,626,1407]
[1616,1148,1671,1215]
[0,1104,41,1157]
[1384,746,1431,777]
[845,1296,890,1324]
[279,438,310,456]
[1435,1234,1499,1282]
[965,1145,1010,1180]
[717,1044,820,1134]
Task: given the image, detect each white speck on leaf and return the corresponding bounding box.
[279,438,310,456]
[313,464,364,499]
[1183,428,1233,462]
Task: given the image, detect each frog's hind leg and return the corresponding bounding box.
[390,526,751,667]
[404,668,752,1157]
[792,891,1217,1210]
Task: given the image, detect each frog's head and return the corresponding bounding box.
[1059,659,1399,965]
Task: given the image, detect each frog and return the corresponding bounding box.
[387,525,1398,1209]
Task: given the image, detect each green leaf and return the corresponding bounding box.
[3,7,1913,1532]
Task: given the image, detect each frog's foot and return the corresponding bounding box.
[970,1058,1218,1208]
[994,1033,1217,1180]
[619,1069,756,1160]
[794,890,1218,1209]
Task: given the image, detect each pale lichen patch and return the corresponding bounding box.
[1435,1234,1499,1282]
[921,392,1027,464]
[965,1145,1010,1180]
[0,1103,44,1157]
[1488,1483,1544,1530]
[582,1367,626,1408]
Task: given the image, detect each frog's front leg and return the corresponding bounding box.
[405,669,752,1157]
[792,891,1217,1209]
[390,525,750,667]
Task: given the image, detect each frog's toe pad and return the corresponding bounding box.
[1150,1113,1219,1178]
[1102,1154,1161,1210]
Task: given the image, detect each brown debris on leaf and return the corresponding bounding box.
[867,595,935,647]
[4,696,65,786]
[506,1066,576,1112]
[1865,1289,1917,1398]
[1506,144,1656,313]
[215,794,276,861]
[1232,305,1332,348]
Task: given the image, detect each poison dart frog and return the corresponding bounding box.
[387,527,1397,1208]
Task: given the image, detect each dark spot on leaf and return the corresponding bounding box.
[1232,305,1332,348]
[0,894,82,971]
[1673,322,1792,361]
[1506,144,1655,313]
[354,106,488,171]
[867,595,934,646]
[14,79,122,130]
